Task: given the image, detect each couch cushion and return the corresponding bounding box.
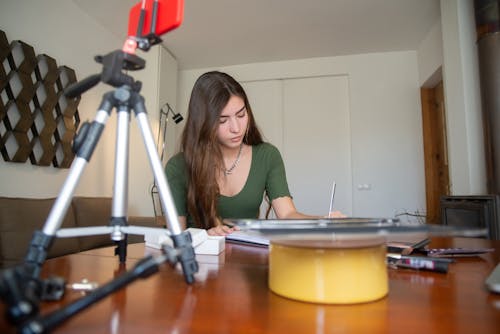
[72,196,115,251]
[127,216,156,243]
[0,197,80,268]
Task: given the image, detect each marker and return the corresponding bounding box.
[387,254,452,273]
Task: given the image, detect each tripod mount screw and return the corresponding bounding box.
[114,87,131,103]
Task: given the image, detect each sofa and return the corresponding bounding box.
[0,196,157,269]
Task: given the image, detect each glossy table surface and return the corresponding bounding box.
[1,237,500,333]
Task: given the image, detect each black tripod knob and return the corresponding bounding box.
[72,122,90,153]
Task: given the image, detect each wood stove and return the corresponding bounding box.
[440,195,499,240]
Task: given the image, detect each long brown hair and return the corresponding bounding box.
[181,71,263,228]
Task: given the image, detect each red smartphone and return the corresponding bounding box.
[127,0,184,38]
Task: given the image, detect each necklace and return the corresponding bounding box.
[224,144,243,175]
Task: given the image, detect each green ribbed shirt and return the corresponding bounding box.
[165,143,291,226]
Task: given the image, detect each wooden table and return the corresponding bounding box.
[1,237,500,333]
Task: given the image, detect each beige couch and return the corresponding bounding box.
[0,196,156,268]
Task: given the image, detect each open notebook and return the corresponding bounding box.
[225,231,269,246]
[226,180,338,246]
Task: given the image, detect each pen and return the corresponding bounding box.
[411,238,431,250]
[387,253,454,263]
[328,181,336,218]
[387,253,452,273]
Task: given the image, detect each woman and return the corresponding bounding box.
[166,71,341,236]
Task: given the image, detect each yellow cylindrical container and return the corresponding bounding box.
[269,237,388,304]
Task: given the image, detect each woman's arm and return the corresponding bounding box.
[172,215,237,236]
[271,196,344,219]
[271,196,314,219]
[178,216,187,230]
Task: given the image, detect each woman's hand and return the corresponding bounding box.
[207,224,240,236]
[327,210,347,218]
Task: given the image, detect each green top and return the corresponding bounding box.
[165,142,291,226]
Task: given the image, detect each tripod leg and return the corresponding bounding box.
[24,93,115,278]
[131,93,198,283]
[131,98,181,234]
[20,254,169,334]
[110,105,132,262]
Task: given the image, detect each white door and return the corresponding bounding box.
[242,80,284,152]
[242,75,352,217]
[242,80,283,218]
[283,75,351,216]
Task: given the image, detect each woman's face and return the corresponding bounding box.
[217,95,248,149]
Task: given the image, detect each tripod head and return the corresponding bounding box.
[64,50,145,98]
[64,0,184,98]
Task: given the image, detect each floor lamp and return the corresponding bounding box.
[151,102,183,225]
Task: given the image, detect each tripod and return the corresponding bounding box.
[0,48,198,331]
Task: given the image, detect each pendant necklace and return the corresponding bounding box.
[224,144,243,175]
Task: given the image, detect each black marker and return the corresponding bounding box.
[387,254,451,273]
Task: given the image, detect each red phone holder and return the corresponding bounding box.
[126,0,184,51]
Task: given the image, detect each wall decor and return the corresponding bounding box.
[0,29,80,168]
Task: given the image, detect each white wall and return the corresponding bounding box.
[176,51,426,218]
[440,0,486,195]
[1,0,484,220]
[417,20,443,88]
[0,0,172,216]
[416,0,486,197]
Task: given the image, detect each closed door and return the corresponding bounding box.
[242,75,352,216]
